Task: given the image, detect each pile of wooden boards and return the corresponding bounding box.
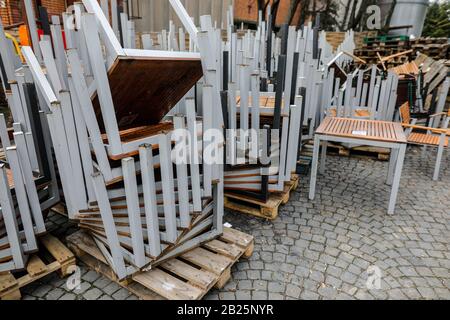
[411,38,449,60]
[354,35,412,67]
[326,31,376,52]
[354,36,450,68]
[412,54,449,113]
[385,53,450,116]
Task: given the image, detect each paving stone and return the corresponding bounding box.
[318,286,338,299]
[45,288,65,300]
[388,288,408,300]
[417,287,437,300]
[112,288,131,300]
[59,293,77,300]
[402,288,422,299]
[219,292,236,300]
[93,277,113,289]
[285,284,301,299]
[73,281,91,295]
[268,292,284,300]
[252,291,268,300]
[32,285,52,298]
[247,270,261,280]
[253,280,268,291]
[237,280,252,290]
[300,290,319,300]
[103,282,121,295]
[82,270,101,283]
[83,287,103,300]
[235,290,252,300]
[434,288,450,299]
[268,281,285,293]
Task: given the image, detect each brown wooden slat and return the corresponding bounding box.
[220,228,254,249]
[316,117,407,143]
[40,234,74,264]
[203,239,243,260]
[26,256,48,277]
[180,248,232,275]
[159,259,216,290]
[0,272,17,292]
[408,133,448,146]
[132,269,203,300]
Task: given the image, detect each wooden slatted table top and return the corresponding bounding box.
[316,117,407,143]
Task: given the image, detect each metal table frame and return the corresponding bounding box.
[309,123,407,215]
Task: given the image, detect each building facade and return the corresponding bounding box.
[0,0,71,26]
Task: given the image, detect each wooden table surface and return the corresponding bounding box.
[316,117,407,143]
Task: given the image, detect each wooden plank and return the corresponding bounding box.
[26,256,48,277]
[133,269,203,300]
[40,234,74,265]
[0,272,17,292]
[221,228,253,249]
[181,247,232,275]
[16,261,62,288]
[202,239,242,260]
[159,259,216,290]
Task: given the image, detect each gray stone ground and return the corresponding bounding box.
[22,146,450,300]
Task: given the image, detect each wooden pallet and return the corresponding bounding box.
[0,234,76,300]
[224,174,299,220]
[302,140,390,161]
[66,227,254,300]
[326,143,391,161]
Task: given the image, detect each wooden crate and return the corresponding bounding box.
[0,234,76,300]
[66,227,254,300]
[224,174,299,220]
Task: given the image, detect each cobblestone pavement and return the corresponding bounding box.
[22,147,450,300]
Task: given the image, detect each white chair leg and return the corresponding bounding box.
[433,137,446,181]
[388,144,406,215]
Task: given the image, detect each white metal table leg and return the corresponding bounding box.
[309,135,321,200]
[388,143,406,215]
[320,140,328,174]
[387,147,399,185]
[433,134,446,181]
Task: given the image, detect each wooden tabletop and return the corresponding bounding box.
[316,117,407,143]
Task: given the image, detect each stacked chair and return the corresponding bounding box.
[20,0,224,280]
[323,65,401,122]
[0,18,60,273]
[180,9,307,202]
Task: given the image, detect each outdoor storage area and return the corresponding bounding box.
[16,149,450,300]
[0,0,449,302]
